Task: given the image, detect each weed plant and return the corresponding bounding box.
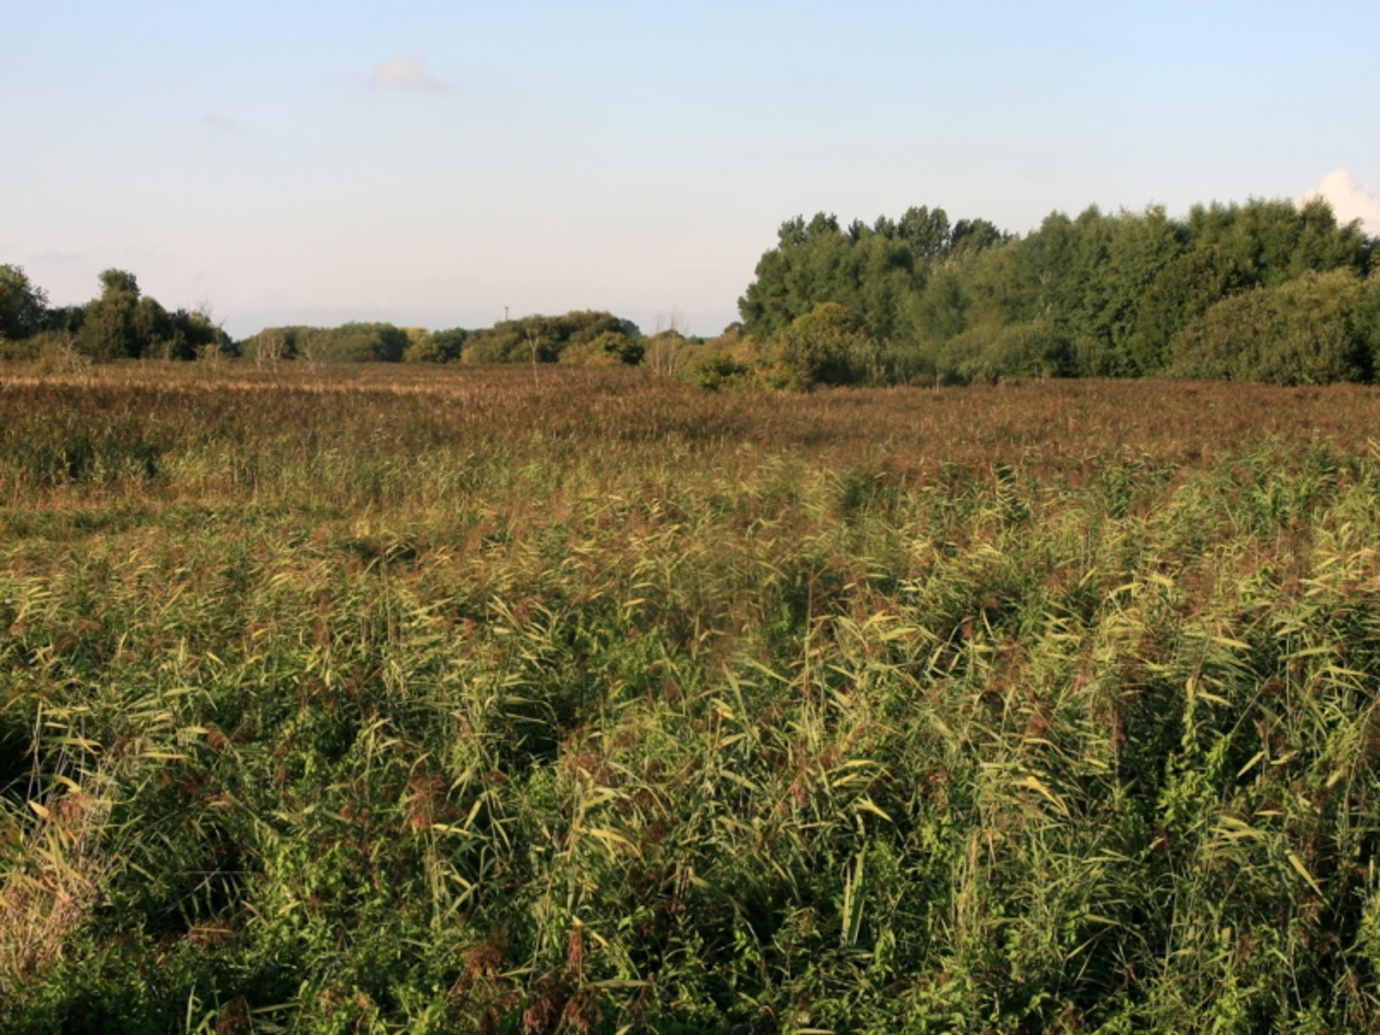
[4,365,1380,1032]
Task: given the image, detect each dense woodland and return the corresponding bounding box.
[729,197,1380,387]
[3,195,1378,387]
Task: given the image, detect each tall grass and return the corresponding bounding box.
[3,365,1380,1032]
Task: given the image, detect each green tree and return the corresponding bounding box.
[762,301,869,388]
[897,205,953,260]
[0,265,48,341]
[167,307,230,360]
[1171,269,1371,385]
[74,270,226,360]
[463,311,634,364]
[318,323,409,363]
[1185,197,1371,289]
[737,207,1009,344]
[1127,245,1243,375]
[78,268,143,360]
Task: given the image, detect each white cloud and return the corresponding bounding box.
[1301,169,1380,236]
[369,54,448,95]
[202,114,238,134]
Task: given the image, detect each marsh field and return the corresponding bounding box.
[4,365,1380,1034]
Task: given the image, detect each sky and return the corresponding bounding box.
[3,1,1379,340]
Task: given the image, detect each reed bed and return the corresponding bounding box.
[3,365,1380,1033]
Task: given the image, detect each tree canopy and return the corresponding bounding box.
[0,265,50,342]
[735,196,1377,385]
[461,311,640,364]
[0,267,228,362]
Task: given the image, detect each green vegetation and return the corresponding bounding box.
[235,311,643,370]
[5,192,1376,389]
[737,198,1379,386]
[0,265,50,342]
[461,312,641,366]
[0,268,229,364]
[239,324,411,366]
[5,366,1380,1032]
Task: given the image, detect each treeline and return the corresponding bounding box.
[0,266,651,370]
[239,309,645,366]
[6,194,1377,386]
[722,197,1380,386]
[0,267,229,363]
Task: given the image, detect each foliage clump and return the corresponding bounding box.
[558,330,645,366]
[462,310,639,364]
[689,303,929,390]
[1171,267,1380,384]
[240,321,411,364]
[403,327,468,363]
[0,265,49,344]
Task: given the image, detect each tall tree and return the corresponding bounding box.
[78,268,144,359]
[0,265,49,340]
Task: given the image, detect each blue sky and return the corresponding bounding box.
[3,1,1378,339]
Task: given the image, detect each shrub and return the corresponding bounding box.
[319,322,409,363]
[643,330,700,377]
[463,311,635,364]
[32,334,91,374]
[558,331,644,366]
[770,301,868,387]
[932,321,1076,384]
[688,349,753,390]
[1171,269,1372,384]
[0,335,42,361]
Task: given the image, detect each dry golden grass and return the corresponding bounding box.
[0,786,112,1002]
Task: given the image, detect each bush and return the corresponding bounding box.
[771,301,868,387]
[32,334,91,374]
[1171,269,1372,384]
[558,331,645,366]
[319,322,409,363]
[932,321,1075,384]
[688,310,934,391]
[401,327,466,363]
[1355,271,1380,373]
[241,323,410,364]
[688,349,753,390]
[0,335,42,361]
[463,311,636,364]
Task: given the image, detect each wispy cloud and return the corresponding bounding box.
[202,114,239,134]
[369,54,448,95]
[1301,169,1380,236]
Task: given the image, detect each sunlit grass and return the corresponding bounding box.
[4,363,1380,1032]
